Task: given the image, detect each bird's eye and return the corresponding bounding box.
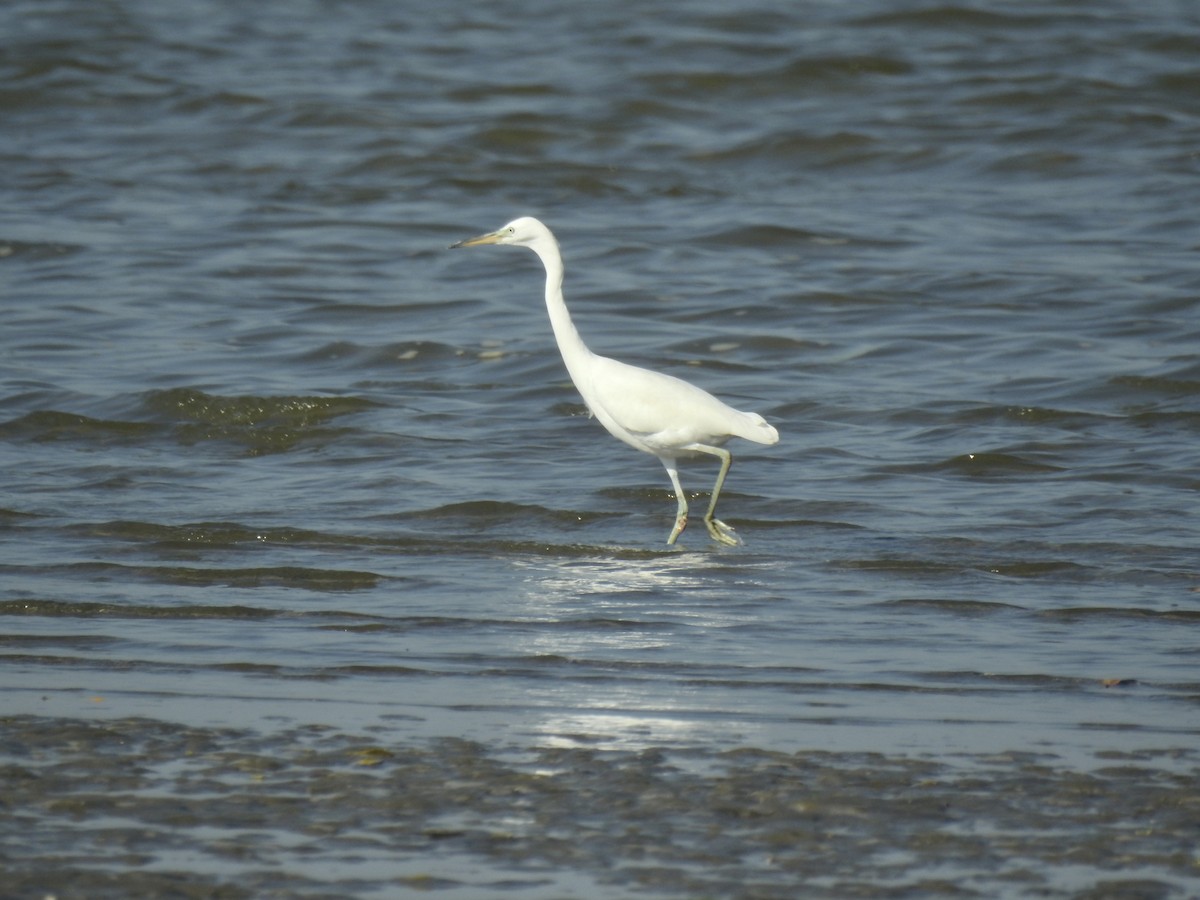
[507,227,515,234]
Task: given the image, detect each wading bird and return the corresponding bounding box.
[451,217,778,545]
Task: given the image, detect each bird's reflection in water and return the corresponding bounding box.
[529,711,716,756]
[511,552,763,631]
[503,554,772,754]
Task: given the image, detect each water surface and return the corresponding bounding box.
[2,0,1199,896]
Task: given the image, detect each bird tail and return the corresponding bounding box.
[735,412,779,445]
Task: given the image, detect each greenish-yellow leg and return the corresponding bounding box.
[697,446,741,546]
[664,463,688,544]
[662,448,742,546]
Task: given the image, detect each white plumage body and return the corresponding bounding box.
[451,216,779,545]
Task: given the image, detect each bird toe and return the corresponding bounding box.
[706,517,742,546]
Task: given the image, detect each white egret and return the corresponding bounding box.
[450,217,779,545]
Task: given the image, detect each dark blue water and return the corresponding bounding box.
[3,1,1199,896]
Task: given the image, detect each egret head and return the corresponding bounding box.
[450,216,550,250]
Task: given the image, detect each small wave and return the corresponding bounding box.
[393,499,613,533]
[693,223,826,248]
[74,519,356,550]
[0,390,378,455]
[1111,372,1200,399]
[2,560,381,592]
[692,130,885,169]
[142,387,376,427]
[0,598,280,619]
[0,410,160,444]
[0,239,84,261]
[853,6,1052,29]
[141,387,377,454]
[1037,606,1200,624]
[877,597,1027,615]
[889,451,1065,477]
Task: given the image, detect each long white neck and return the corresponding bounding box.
[528,233,594,378]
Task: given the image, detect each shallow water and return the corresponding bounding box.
[3,0,1199,897]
